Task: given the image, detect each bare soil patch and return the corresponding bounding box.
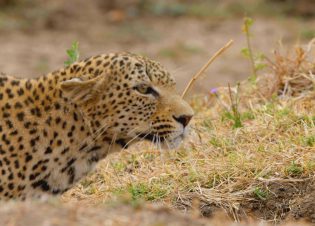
[244,179,315,223]
[289,180,315,223]
[1,0,314,94]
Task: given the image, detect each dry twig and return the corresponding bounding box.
[181,40,234,98]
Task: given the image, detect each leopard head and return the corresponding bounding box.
[61,53,194,150]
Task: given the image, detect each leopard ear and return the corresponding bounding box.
[60,76,104,106]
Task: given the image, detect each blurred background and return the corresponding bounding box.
[0,0,315,95]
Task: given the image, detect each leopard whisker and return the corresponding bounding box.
[77,122,110,153]
[120,128,150,151]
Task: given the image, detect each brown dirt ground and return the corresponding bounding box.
[1,0,314,95]
[288,180,315,223]
[171,178,315,224]
[0,200,312,226]
[245,179,315,224]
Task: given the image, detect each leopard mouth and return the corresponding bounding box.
[137,133,166,143]
[137,132,185,149]
[109,133,166,150]
[108,133,166,150]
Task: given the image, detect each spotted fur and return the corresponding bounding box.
[0,53,193,200]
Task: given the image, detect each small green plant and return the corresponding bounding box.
[129,183,149,201]
[241,111,255,120]
[298,116,315,127]
[209,137,222,147]
[277,107,291,116]
[64,41,80,67]
[215,84,243,129]
[241,17,266,83]
[127,182,168,202]
[111,161,126,172]
[188,169,199,183]
[253,186,268,200]
[286,161,304,176]
[305,136,315,147]
[227,83,242,128]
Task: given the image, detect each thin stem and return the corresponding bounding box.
[181,39,234,98]
[245,27,257,79]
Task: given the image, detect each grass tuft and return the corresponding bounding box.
[64,41,80,67]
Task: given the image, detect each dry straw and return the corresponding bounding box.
[181,39,234,98]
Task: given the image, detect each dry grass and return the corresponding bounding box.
[61,41,315,225]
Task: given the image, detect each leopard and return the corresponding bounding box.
[0,52,194,200]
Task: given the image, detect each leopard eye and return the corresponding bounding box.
[134,84,159,97]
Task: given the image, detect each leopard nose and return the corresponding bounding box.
[173,115,193,128]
